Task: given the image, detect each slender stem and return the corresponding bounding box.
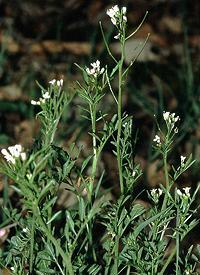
[90,104,98,183]
[88,103,98,261]
[29,216,35,273]
[36,209,74,275]
[161,154,170,211]
[126,265,131,275]
[113,235,120,274]
[175,210,180,275]
[117,41,125,194]
[125,11,148,41]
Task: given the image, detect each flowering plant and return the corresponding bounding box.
[0,5,199,275]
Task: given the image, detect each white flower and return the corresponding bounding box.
[39,98,45,104]
[180,155,186,167]
[49,78,63,87]
[43,92,50,99]
[26,173,32,180]
[57,79,63,87]
[150,189,157,196]
[31,100,37,105]
[8,145,21,158]
[132,171,136,177]
[153,135,161,146]
[183,187,191,197]
[122,7,127,14]
[150,188,163,203]
[1,144,26,164]
[123,15,127,22]
[177,187,191,198]
[151,188,162,197]
[31,100,40,106]
[106,5,127,28]
[22,227,28,233]
[86,60,105,78]
[177,189,183,196]
[111,18,117,25]
[1,149,15,164]
[114,33,120,39]
[106,5,119,19]
[163,111,180,124]
[158,188,163,196]
[163,111,170,121]
[49,79,56,85]
[31,100,40,105]
[163,111,180,131]
[20,152,26,161]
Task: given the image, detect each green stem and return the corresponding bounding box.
[88,103,98,261]
[90,104,98,185]
[29,216,35,273]
[117,41,125,194]
[36,209,74,275]
[161,155,170,211]
[126,265,131,275]
[175,210,180,274]
[113,235,120,274]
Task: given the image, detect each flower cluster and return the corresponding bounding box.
[86,60,105,78]
[49,79,63,87]
[153,134,161,146]
[1,144,26,164]
[163,111,180,126]
[177,187,191,198]
[106,5,127,39]
[150,188,163,203]
[31,79,63,106]
[106,5,127,26]
[31,91,51,106]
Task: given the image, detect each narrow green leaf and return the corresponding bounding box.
[47,211,62,225]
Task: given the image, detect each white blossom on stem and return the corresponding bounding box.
[49,79,56,85]
[31,100,40,106]
[183,187,191,197]
[163,111,180,125]
[49,78,63,87]
[43,92,50,99]
[1,144,26,164]
[153,135,161,146]
[106,5,127,39]
[86,60,105,78]
[177,187,191,198]
[150,188,163,203]
[57,79,63,87]
[151,188,163,197]
[180,155,186,166]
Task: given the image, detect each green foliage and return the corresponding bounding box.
[0,5,199,275]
